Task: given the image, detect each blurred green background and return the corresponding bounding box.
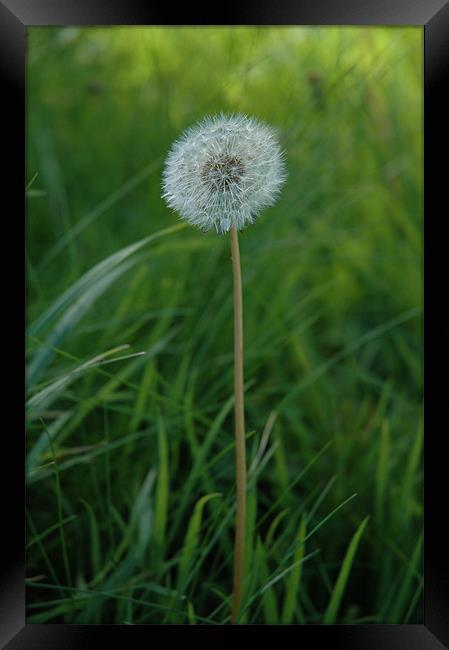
[26,26,423,624]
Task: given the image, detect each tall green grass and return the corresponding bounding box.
[26,26,423,624]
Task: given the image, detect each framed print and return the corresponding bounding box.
[1,0,448,647]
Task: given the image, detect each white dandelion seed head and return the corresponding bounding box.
[161,113,287,234]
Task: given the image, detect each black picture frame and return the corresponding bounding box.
[2,1,448,647]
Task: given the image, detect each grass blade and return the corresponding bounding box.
[323,516,369,624]
[153,413,169,559]
[178,492,222,588]
[387,530,423,623]
[29,223,185,337]
[282,514,307,623]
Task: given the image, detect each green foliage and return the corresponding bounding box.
[26,26,423,624]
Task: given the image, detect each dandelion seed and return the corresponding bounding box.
[161,113,286,233]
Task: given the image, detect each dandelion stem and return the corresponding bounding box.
[230,225,247,624]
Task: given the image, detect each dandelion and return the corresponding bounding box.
[162,113,286,234]
[162,113,286,623]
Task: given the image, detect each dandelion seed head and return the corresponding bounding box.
[161,113,287,233]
